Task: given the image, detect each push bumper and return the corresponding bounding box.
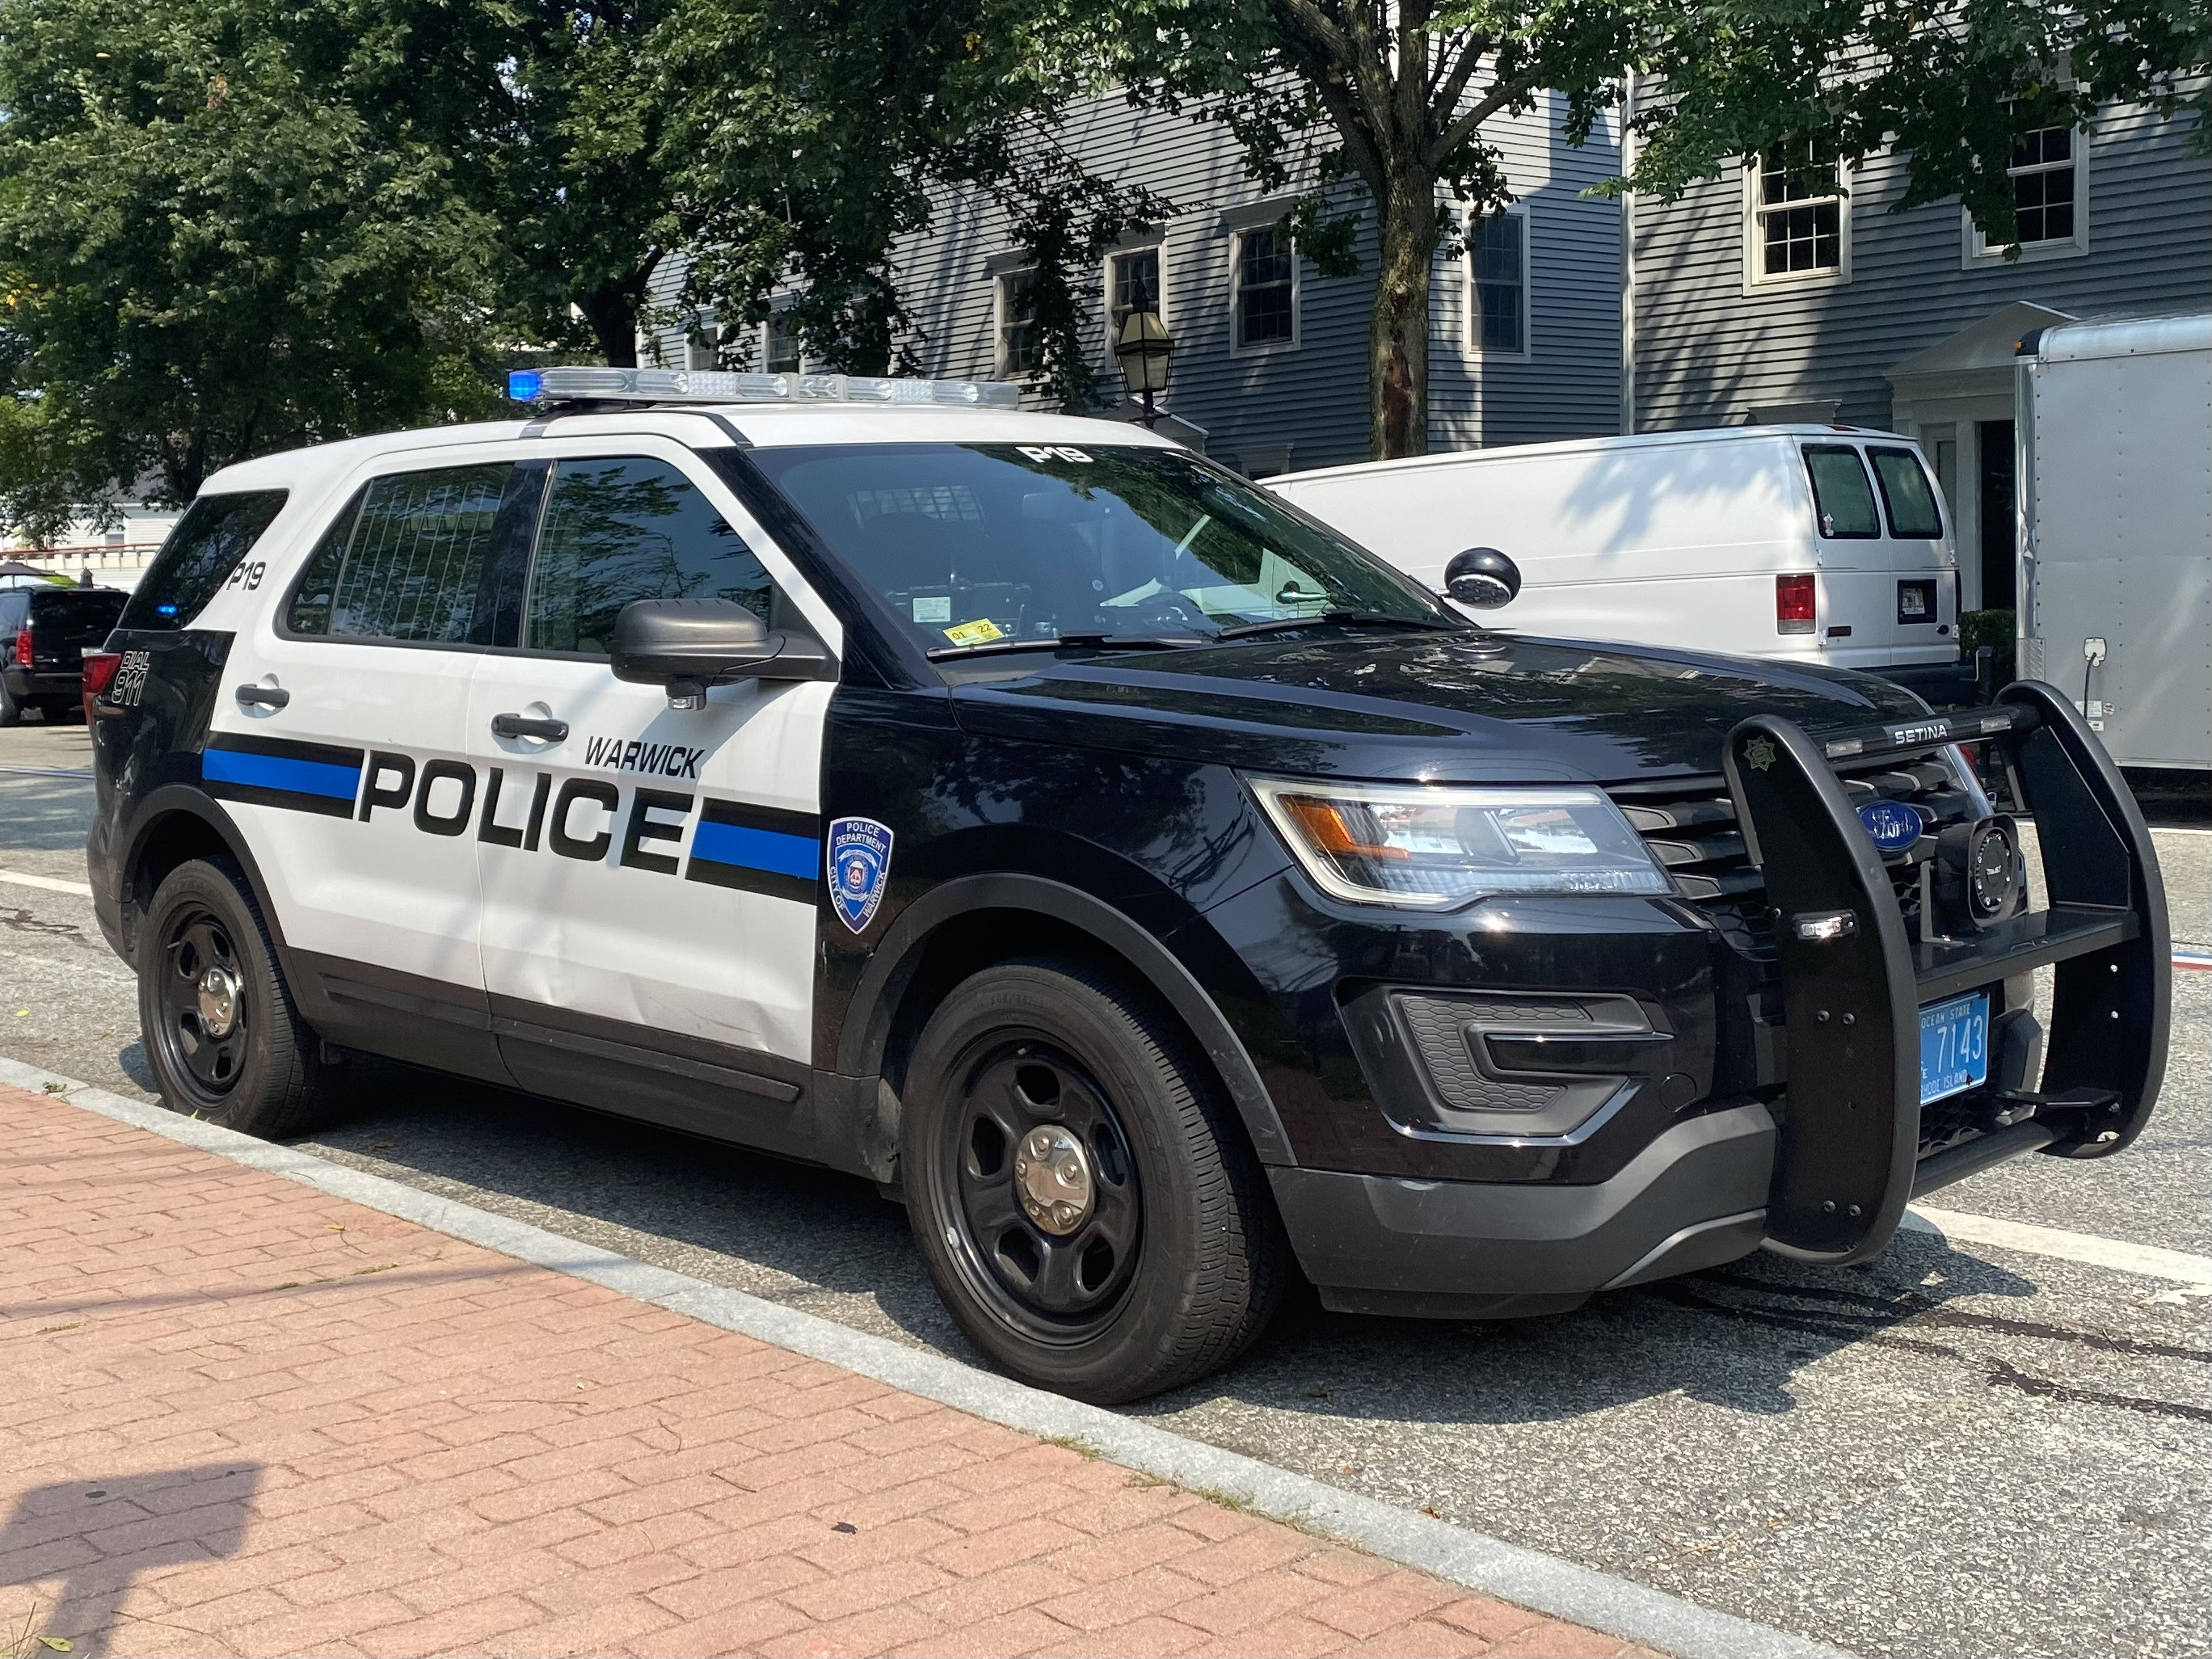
[1270,1103,1776,1318]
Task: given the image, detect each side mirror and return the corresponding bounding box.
[610,597,832,708]
[1442,546,1521,609]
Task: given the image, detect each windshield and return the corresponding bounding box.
[747,442,1449,655]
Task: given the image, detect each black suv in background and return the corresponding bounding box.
[2,583,129,725]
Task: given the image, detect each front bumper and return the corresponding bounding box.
[1270,1103,1775,1317]
[1252,681,2166,1310]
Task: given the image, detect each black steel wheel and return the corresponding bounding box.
[903,957,1284,1403]
[952,1040,1143,1335]
[154,907,251,1101]
[137,857,348,1138]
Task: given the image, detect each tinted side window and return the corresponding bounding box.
[525,457,773,655]
[1867,447,1944,539]
[286,465,533,645]
[1802,445,1881,539]
[116,491,289,630]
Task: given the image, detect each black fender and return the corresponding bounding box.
[114,784,295,968]
[836,872,1295,1166]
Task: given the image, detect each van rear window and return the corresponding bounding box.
[1801,446,1880,539]
[1867,448,1944,539]
[118,491,289,630]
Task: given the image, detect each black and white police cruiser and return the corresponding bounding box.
[86,368,2171,1402]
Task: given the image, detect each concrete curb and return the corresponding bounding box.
[1,1052,1846,1659]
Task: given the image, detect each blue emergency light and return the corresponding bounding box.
[506,369,544,402]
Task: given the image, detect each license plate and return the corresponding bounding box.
[1919,992,1991,1105]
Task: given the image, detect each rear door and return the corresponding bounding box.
[460,441,841,1147]
[1863,444,1957,663]
[1800,442,1894,669]
[206,457,537,1079]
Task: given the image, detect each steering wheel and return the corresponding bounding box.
[1120,591,1207,629]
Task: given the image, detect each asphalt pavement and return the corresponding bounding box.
[6,716,2210,1658]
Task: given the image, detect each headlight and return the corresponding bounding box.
[1246,777,1671,909]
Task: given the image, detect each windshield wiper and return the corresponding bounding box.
[1212,609,1465,641]
[926,633,1207,661]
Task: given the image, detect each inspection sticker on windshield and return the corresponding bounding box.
[942,618,1005,647]
[828,817,895,934]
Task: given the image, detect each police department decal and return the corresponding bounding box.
[828,817,894,933]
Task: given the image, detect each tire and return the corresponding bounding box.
[137,857,349,1138]
[901,958,1285,1403]
[0,683,19,727]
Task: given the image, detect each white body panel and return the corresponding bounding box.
[1266,427,1961,672]
[461,436,836,1064]
[2018,312,2212,771]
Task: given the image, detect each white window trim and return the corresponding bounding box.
[1464,204,1532,361]
[1741,149,1853,294]
[1101,243,1169,368]
[993,266,1040,381]
[1229,225,1300,358]
[1961,125,2090,267]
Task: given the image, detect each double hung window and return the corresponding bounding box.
[1232,227,1296,351]
[1966,124,2087,263]
[1108,247,1163,339]
[1749,140,1848,284]
[996,271,1041,377]
[1467,209,1528,356]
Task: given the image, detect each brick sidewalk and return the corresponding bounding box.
[0,1082,1650,1658]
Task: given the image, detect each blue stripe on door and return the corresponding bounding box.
[688,819,820,882]
[202,747,363,802]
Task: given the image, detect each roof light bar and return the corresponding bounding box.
[507,365,1022,410]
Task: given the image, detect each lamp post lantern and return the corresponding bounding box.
[1112,287,1173,430]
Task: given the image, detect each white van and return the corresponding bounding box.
[1266,426,1970,700]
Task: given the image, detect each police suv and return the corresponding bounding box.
[86,368,2170,1403]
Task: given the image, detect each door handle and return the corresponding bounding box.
[491,712,568,743]
[234,684,290,709]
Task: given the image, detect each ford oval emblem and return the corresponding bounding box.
[1856,800,1923,853]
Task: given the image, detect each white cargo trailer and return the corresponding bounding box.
[2016,312,2212,771]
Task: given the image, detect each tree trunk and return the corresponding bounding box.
[1369,174,1436,461]
[577,287,641,368]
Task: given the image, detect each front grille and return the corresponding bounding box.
[1610,751,1985,955]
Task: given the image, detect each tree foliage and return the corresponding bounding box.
[0,0,501,537]
[1094,0,2207,458]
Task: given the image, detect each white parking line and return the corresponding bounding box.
[0,867,93,897]
[0,763,94,781]
[1904,1205,2212,1288]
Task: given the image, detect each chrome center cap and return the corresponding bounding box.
[196,966,241,1039]
[1013,1125,1093,1236]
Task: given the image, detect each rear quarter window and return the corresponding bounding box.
[117,491,290,629]
[1867,447,1944,539]
[1801,445,1881,539]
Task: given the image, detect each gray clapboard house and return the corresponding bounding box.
[1623,100,2212,613]
[648,91,1625,475]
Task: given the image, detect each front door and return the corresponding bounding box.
[461,443,840,1148]
[207,458,538,1080]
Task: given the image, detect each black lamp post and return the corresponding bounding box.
[1112,285,1173,429]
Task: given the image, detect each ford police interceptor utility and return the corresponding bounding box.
[85,368,2170,1404]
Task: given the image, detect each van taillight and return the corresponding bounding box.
[1776,574,1817,634]
[11,627,28,667]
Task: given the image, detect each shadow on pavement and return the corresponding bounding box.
[0,1465,259,1658]
[276,1055,2098,1438]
